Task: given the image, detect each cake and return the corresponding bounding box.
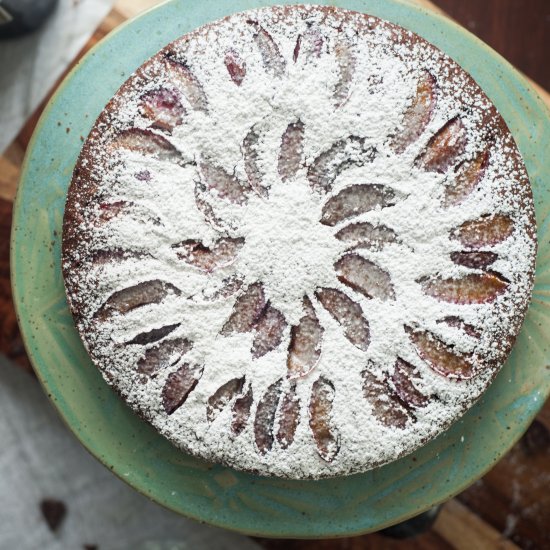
[62,5,537,479]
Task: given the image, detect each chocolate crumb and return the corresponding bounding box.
[40,498,67,532]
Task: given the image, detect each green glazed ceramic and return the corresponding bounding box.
[11,0,550,538]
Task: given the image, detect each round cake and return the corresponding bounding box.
[62,6,537,479]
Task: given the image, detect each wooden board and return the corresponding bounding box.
[1,1,548,548]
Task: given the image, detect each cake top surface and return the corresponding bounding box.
[62,5,536,479]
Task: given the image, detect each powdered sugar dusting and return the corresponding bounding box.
[62,6,536,479]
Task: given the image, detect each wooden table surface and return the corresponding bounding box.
[0,1,548,548]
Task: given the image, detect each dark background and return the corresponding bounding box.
[433,0,549,89]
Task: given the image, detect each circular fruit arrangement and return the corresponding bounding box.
[62,6,536,478]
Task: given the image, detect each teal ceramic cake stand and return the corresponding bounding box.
[11,0,550,538]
